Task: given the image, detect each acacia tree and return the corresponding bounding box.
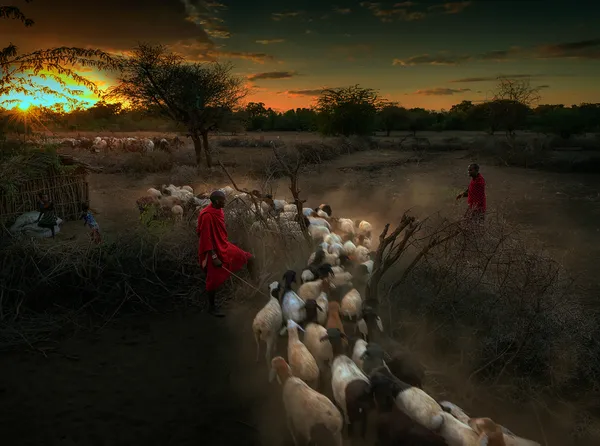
[316,84,383,136]
[378,102,408,136]
[0,1,120,108]
[108,43,247,168]
[486,77,541,137]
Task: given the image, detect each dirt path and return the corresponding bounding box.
[0,305,292,446]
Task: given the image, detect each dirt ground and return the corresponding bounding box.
[2,134,600,445]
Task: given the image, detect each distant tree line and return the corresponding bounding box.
[6,94,598,141]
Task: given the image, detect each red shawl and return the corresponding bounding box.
[467,173,486,213]
[197,204,252,291]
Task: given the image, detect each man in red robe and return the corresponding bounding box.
[197,190,256,317]
[456,163,486,224]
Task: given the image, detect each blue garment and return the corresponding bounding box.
[82,211,99,230]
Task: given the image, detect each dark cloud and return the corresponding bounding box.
[535,38,600,60]
[413,87,472,96]
[359,1,427,22]
[271,11,303,21]
[179,0,230,39]
[394,38,600,66]
[449,74,546,83]
[428,1,472,14]
[393,54,471,66]
[255,39,285,44]
[333,7,352,14]
[280,88,337,97]
[247,71,297,80]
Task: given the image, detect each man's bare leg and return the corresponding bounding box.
[207,290,225,317]
[247,256,259,282]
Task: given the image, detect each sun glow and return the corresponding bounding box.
[17,101,32,111]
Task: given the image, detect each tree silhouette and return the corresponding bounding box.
[316,84,383,136]
[0,1,120,109]
[108,43,247,167]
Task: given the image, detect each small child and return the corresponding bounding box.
[80,202,101,244]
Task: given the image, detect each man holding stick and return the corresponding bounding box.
[197,190,257,317]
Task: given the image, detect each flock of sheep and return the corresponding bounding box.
[131,184,540,445]
[56,135,184,153]
[247,203,541,446]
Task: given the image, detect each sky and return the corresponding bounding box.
[2,0,600,111]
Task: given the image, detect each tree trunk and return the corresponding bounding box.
[201,131,213,168]
[191,132,203,166]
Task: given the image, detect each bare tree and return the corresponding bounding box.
[493,77,542,107]
[365,212,462,306]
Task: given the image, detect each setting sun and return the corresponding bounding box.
[17,101,31,111]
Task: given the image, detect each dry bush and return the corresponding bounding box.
[0,202,311,350]
[218,137,285,148]
[168,165,198,185]
[253,136,376,177]
[388,211,599,398]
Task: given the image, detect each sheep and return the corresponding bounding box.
[320,328,371,438]
[317,204,332,217]
[279,211,297,221]
[308,216,331,230]
[309,225,330,242]
[181,185,193,193]
[307,248,338,268]
[147,188,162,199]
[351,339,368,371]
[356,305,384,341]
[297,266,334,301]
[369,366,444,432]
[375,404,449,446]
[315,291,329,326]
[252,281,283,369]
[343,240,357,258]
[303,313,333,376]
[357,342,391,376]
[440,402,539,446]
[354,259,374,285]
[468,418,506,446]
[302,251,328,284]
[141,138,154,152]
[354,245,370,263]
[269,356,343,446]
[355,233,372,249]
[340,288,363,320]
[285,319,320,390]
[280,270,306,335]
[171,204,184,221]
[336,218,355,236]
[357,220,373,237]
[324,301,345,335]
[324,233,342,245]
[330,266,353,288]
[283,203,297,212]
[327,242,344,256]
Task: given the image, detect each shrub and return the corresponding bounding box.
[0,200,311,350]
[218,137,285,148]
[389,212,598,396]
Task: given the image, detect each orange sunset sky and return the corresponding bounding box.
[2,0,599,112]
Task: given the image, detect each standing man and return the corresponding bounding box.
[456,163,486,224]
[197,190,257,317]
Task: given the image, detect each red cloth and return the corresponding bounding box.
[197,204,252,291]
[467,173,486,213]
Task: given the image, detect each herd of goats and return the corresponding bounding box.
[134,184,541,446]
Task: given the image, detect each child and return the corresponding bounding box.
[80,202,101,244]
[37,192,58,238]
